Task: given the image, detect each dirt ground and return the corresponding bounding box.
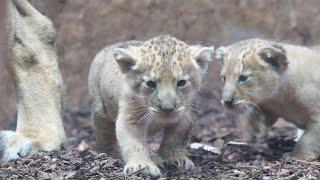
[1,0,320,179]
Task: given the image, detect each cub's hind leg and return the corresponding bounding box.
[91,98,118,157]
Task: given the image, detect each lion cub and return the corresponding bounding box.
[216,39,320,160]
[89,35,213,177]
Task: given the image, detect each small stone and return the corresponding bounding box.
[263,176,272,180]
[253,160,261,166]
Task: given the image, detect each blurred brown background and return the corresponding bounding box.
[1,0,320,133]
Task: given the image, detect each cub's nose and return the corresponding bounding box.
[159,103,176,113]
[222,97,234,107]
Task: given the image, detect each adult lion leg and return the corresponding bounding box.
[0,0,66,162]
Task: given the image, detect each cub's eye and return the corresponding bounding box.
[146,80,157,88]
[238,75,248,83]
[221,76,226,82]
[177,80,187,88]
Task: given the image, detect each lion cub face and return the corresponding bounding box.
[114,36,213,122]
[216,39,288,112]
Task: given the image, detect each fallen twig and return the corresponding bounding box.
[227,141,249,146]
[190,142,221,154]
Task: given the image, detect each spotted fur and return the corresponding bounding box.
[89,35,214,178]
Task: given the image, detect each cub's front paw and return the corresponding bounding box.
[158,155,195,170]
[124,161,161,178]
[242,129,267,144]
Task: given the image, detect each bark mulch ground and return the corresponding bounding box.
[1,104,320,179]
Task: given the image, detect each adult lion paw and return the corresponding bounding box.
[0,131,39,162]
[124,161,161,178]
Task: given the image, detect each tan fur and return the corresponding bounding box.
[0,0,66,162]
[216,38,320,160]
[89,35,213,177]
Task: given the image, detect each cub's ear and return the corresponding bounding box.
[258,45,288,73]
[214,46,227,66]
[113,48,137,73]
[190,45,215,72]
